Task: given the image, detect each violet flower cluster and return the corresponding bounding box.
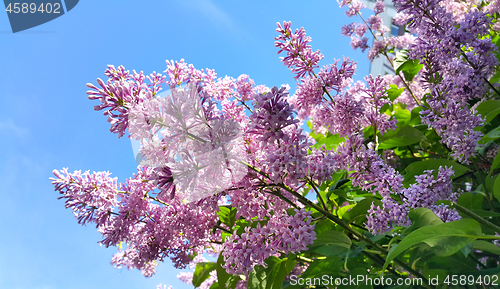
[51,166,217,276]
[366,166,461,234]
[51,0,500,286]
[221,209,315,275]
[391,0,498,163]
[53,59,334,278]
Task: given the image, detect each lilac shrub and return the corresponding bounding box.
[51,0,500,287]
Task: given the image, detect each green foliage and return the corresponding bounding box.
[394,49,424,82]
[307,229,352,256]
[378,125,426,149]
[383,218,482,271]
[489,149,500,176]
[248,256,297,289]
[217,206,237,229]
[307,120,345,150]
[193,262,217,287]
[386,84,405,102]
[476,100,500,123]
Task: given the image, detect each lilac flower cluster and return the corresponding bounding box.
[421,95,484,163]
[335,135,404,198]
[366,166,461,234]
[86,65,165,138]
[248,86,299,143]
[390,0,499,163]
[52,166,218,276]
[221,209,315,275]
[275,21,324,80]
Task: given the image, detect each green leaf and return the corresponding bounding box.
[494,174,500,203]
[308,120,345,150]
[473,240,500,255]
[308,229,352,256]
[301,256,342,279]
[386,84,405,102]
[404,208,443,235]
[393,49,410,72]
[193,262,217,287]
[482,126,500,143]
[342,197,382,225]
[409,106,423,126]
[314,218,336,234]
[392,105,411,124]
[394,49,423,82]
[426,252,477,273]
[215,254,234,289]
[457,193,483,211]
[383,218,482,271]
[490,149,500,176]
[403,159,471,186]
[217,206,237,228]
[330,179,350,190]
[378,125,426,149]
[476,100,500,123]
[343,268,374,289]
[247,256,295,289]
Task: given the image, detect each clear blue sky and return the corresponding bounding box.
[0,1,370,288]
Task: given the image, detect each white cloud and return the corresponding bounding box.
[0,118,28,138]
[177,0,234,29]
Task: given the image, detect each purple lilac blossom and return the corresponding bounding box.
[275,21,324,80]
[221,209,315,276]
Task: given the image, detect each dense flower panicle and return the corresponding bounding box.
[367,34,415,61]
[389,0,497,163]
[373,0,385,14]
[259,125,311,183]
[51,168,119,227]
[87,65,168,139]
[318,57,356,95]
[350,36,369,52]
[55,3,500,283]
[432,203,461,223]
[421,96,484,163]
[361,75,398,135]
[312,92,364,137]
[292,76,324,117]
[222,209,315,275]
[291,57,357,123]
[338,0,366,17]
[248,86,300,143]
[366,197,409,234]
[403,166,455,209]
[99,166,157,248]
[341,23,356,37]
[222,99,247,123]
[275,21,324,80]
[109,194,217,273]
[53,165,218,276]
[147,71,167,96]
[366,15,388,35]
[86,78,136,138]
[235,74,256,101]
[366,166,462,234]
[306,148,337,183]
[335,135,404,198]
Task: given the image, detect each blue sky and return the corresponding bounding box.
[0,1,370,288]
